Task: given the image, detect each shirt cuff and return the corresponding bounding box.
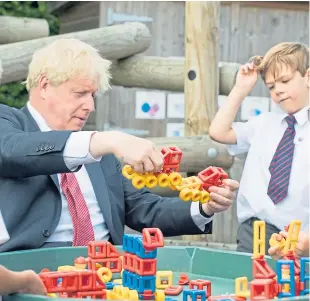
[190,201,214,231]
[0,211,10,245]
[63,131,102,171]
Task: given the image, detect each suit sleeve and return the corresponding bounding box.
[116,159,212,237]
[0,105,73,177]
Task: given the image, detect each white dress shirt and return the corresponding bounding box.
[27,102,212,242]
[0,210,9,245]
[227,105,309,231]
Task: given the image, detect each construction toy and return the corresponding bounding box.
[164,285,183,296]
[183,289,207,301]
[122,146,228,203]
[233,219,310,300]
[155,271,173,289]
[178,273,190,285]
[1,221,308,301]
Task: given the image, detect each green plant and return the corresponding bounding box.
[0,1,60,108]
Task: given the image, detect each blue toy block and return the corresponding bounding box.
[134,236,157,259]
[165,298,177,301]
[134,274,156,294]
[106,282,117,289]
[277,260,295,298]
[123,234,141,253]
[122,270,136,289]
[183,290,206,301]
[300,257,310,296]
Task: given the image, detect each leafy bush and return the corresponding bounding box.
[0,1,60,108]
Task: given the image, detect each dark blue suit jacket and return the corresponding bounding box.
[0,104,211,252]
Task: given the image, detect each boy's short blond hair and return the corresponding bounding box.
[250,42,309,81]
[25,38,111,92]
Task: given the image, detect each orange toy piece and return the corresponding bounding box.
[142,228,164,251]
[250,278,277,300]
[87,241,122,273]
[164,285,183,295]
[178,273,190,285]
[198,166,228,192]
[74,256,87,270]
[252,255,276,279]
[39,270,105,293]
[189,279,212,297]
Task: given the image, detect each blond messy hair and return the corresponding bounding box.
[250,42,309,81]
[25,38,111,92]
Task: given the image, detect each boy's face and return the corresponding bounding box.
[265,64,309,114]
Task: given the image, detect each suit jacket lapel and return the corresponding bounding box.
[85,163,116,239]
[21,105,60,188]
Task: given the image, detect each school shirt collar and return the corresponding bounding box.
[26,101,52,132]
[279,104,310,127]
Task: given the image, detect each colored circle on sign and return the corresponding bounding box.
[141,102,151,113]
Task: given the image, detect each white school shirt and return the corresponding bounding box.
[227,105,310,231]
[0,210,9,245]
[27,102,212,242]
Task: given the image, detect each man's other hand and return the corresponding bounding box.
[202,179,239,216]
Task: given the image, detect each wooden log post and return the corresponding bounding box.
[0,16,49,45]
[111,56,239,96]
[0,22,151,85]
[183,1,220,241]
[149,135,233,173]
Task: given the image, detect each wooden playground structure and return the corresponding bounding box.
[0,2,241,244]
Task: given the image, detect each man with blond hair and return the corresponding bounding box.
[209,42,309,254]
[0,38,239,252]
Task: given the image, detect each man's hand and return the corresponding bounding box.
[268,230,310,260]
[17,270,47,295]
[90,131,164,174]
[201,179,239,216]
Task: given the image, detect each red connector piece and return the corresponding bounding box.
[142,228,164,251]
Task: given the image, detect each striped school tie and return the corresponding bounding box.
[267,114,296,204]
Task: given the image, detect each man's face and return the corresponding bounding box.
[265,65,309,114]
[40,77,98,131]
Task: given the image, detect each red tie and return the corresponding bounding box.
[60,173,95,246]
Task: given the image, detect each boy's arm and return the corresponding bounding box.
[209,86,248,144]
[0,265,46,295]
[209,62,259,144]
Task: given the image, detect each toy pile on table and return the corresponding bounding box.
[38,221,309,301]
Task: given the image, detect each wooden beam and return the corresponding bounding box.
[47,1,73,14]
[111,56,239,96]
[0,16,49,45]
[183,1,220,241]
[0,22,151,85]
[184,1,220,136]
[149,135,234,173]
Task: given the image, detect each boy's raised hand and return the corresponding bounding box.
[235,62,259,94]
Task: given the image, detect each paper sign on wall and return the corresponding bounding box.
[241,96,270,120]
[167,93,185,118]
[135,91,166,119]
[166,123,184,137]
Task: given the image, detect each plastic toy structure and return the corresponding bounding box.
[122,146,228,204]
[235,219,309,300]
[36,221,309,300]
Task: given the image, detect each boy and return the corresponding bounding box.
[0,211,46,295]
[209,42,309,254]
